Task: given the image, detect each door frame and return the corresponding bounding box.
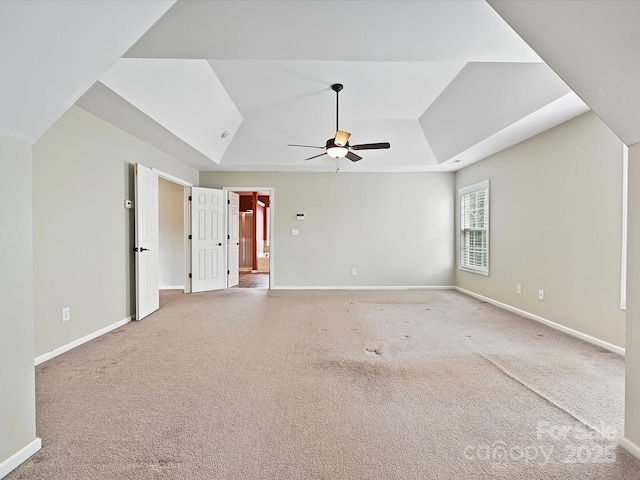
[155,169,193,294]
[223,187,275,289]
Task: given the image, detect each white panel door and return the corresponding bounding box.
[191,187,225,292]
[134,163,159,320]
[227,192,240,288]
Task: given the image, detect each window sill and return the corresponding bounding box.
[459,266,489,276]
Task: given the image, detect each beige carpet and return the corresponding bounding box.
[8,289,640,479]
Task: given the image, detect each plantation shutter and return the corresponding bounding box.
[459,181,489,274]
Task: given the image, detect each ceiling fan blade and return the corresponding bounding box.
[288,144,324,149]
[351,142,391,151]
[334,130,351,147]
[346,151,362,162]
[304,152,328,161]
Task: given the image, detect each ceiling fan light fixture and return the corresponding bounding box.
[326,145,349,158]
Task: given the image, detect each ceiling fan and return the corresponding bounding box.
[288,83,391,162]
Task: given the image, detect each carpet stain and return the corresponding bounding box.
[365,347,382,356]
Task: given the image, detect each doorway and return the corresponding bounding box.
[158,177,187,290]
[226,189,272,289]
[157,174,190,308]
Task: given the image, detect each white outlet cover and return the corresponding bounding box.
[291,229,299,236]
[61,307,71,322]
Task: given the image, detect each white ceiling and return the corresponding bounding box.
[0,0,174,145]
[77,0,591,173]
[489,0,640,146]
[2,1,593,172]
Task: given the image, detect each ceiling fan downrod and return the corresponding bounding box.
[332,83,343,132]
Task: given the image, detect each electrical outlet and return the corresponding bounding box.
[351,268,357,276]
[538,290,545,301]
[516,284,522,295]
[61,307,71,322]
[291,229,298,236]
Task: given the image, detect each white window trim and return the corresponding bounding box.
[459,180,490,276]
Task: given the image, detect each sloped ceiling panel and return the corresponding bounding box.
[489,0,640,146]
[0,0,174,145]
[100,59,242,164]
[76,82,217,171]
[419,62,572,164]
[125,1,541,63]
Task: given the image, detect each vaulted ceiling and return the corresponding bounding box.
[2,1,599,173]
[0,0,174,144]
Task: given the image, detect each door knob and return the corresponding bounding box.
[217,243,222,246]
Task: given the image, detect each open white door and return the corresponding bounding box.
[227,192,240,287]
[191,187,226,292]
[134,163,159,320]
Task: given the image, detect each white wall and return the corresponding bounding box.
[456,112,625,347]
[32,106,198,358]
[159,178,185,288]
[0,137,38,468]
[200,172,455,288]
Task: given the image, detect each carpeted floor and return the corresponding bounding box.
[8,289,640,479]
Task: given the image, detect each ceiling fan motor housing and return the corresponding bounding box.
[325,138,349,158]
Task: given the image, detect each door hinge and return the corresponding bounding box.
[227,234,230,240]
[227,270,230,275]
[228,199,230,205]
[189,273,192,279]
[188,195,192,201]
[188,234,192,240]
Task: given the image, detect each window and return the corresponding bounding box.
[459,180,489,275]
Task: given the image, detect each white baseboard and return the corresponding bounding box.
[35,316,133,366]
[455,287,625,356]
[620,437,640,461]
[159,285,184,290]
[0,437,41,480]
[270,285,455,291]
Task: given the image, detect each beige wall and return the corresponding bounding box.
[200,172,455,288]
[0,137,37,463]
[456,112,625,347]
[159,178,186,288]
[32,106,198,358]
[625,142,640,445]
